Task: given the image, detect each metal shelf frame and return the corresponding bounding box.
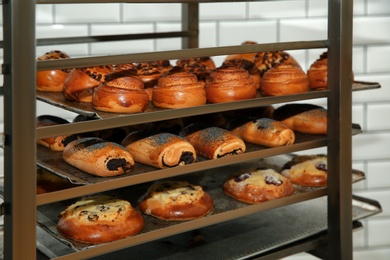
[2,0,354,259]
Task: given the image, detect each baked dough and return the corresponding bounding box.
[138,181,214,221]
[57,195,144,244]
[223,168,295,204]
[62,137,135,177]
[121,130,197,168]
[280,154,327,187]
[179,123,246,159]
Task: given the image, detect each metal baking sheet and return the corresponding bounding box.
[36,81,380,119]
[36,194,382,259]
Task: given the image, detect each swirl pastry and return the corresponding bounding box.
[176,56,216,70]
[179,123,246,159]
[152,66,206,109]
[254,50,298,76]
[225,41,258,62]
[227,118,295,147]
[63,65,113,102]
[273,103,327,135]
[221,59,261,89]
[63,137,135,177]
[121,130,196,169]
[204,66,257,103]
[36,50,71,92]
[92,69,149,114]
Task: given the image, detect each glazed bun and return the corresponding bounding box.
[36,50,71,92]
[221,59,261,89]
[176,56,216,70]
[152,66,206,109]
[92,69,149,114]
[63,65,113,102]
[225,41,258,62]
[204,66,257,103]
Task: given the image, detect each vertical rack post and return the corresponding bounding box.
[181,2,199,49]
[2,0,37,259]
[327,0,354,259]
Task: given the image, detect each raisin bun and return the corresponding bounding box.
[223,168,295,204]
[135,60,172,100]
[176,60,212,83]
[36,50,71,92]
[176,56,216,70]
[225,41,258,62]
[92,69,149,114]
[57,195,144,244]
[138,181,214,221]
[152,66,206,109]
[221,59,261,89]
[204,66,257,103]
[63,65,113,102]
[307,51,354,90]
[254,50,299,76]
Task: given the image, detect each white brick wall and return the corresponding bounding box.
[1,0,389,258]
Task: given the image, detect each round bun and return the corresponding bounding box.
[57,195,144,244]
[176,56,216,70]
[281,154,328,187]
[36,50,71,92]
[92,69,149,113]
[138,181,214,221]
[204,66,257,103]
[63,65,113,102]
[152,66,206,109]
[225,41,258,62]
[223,168,295,204]
[273,103,327,135]
[260,61,309,96]
[221,59,261,89]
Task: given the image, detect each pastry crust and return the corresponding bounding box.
[57,195,144,244]
[179,123,246,159]
[221,59,261,89]
[273,103,327,135]
[121,131,197,168]
[281,154,327,187]
[225,41,258,62]
[138,181,214,221]
[223,168,295,204]
[227,118,295,147]
[62,137,135,177]
[36,50,71,92]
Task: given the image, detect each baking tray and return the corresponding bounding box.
[35,194,382,259]
[36,81,380,119]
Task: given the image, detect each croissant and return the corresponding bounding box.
[121,130,196,168]
[63,137,135,177]
[227,118,295,147]
[92,69,149,114]
[179,123,246,159]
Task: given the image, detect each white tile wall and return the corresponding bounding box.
[1,0,390,258]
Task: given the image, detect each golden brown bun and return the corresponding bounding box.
[92,69,149,114]
[138,181,214,221]
[63,65,113,102]
[152,66,206,109]
[179,123,246,159]
[204,66,257,103]
[176,56,216,70]
[121,130,196,168]
[273,103,327,135]
[260,61,309,96]
[281,154,327,187]
[225,41,258,62]
[36,50,71,92]
[62,137,135,177]
[221,59,261,89]
[176,61,212,82]
[36,115,77,151]
[227,118,295,147]
[57,195,144,244]
[223,169,295,204]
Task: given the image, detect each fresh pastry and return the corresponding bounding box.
[223,168,295,204]
[121,130,197,169]
[225,41,258,62]
[92,69,149,114]
[204,66,257,103]
[176,60,212,82]
[273,103,327,135]
[152,66,206,109]
[176,56,216,70]
[62,137,135,177]
[254,50,299,76]
[179,123,246,159]
[57,195,144,244]
[36,115,77,151]
[227,118,295,147]
[63,65,113,102]
[280,154,328,187]
[36,50,71,92]
[138,181,214,221]
[221,59,261,89]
